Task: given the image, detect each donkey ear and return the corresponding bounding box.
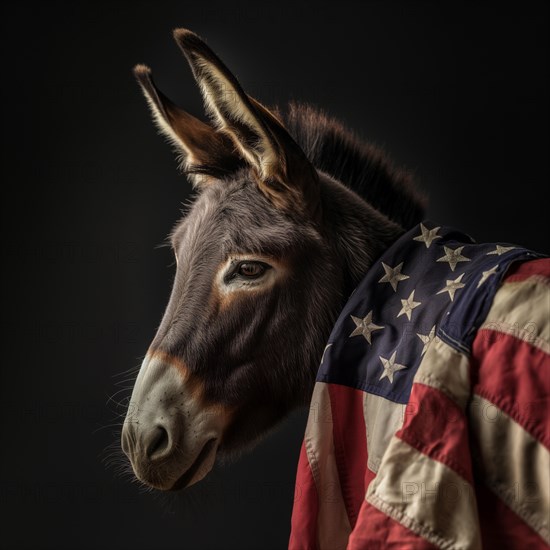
[172,29,320,218]
[133,64,243,187]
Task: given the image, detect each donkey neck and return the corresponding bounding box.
[318,171,405,298]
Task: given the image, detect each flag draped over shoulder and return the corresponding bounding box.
[289,222,549,550]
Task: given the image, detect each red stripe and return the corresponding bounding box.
[475,479,548,549]
[328,384,369,529]
[503,258,550,283]
[289,441,319,550]
[471,329,550,449]
[396,382,474,483]
[348,500,439,549]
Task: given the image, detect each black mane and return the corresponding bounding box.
[275,102,426,229]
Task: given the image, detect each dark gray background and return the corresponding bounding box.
[1,1,548,549]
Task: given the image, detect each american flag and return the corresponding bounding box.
[289,222,549,549]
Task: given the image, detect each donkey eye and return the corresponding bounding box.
[237,262,267,278]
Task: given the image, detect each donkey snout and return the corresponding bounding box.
[122,352,227,490]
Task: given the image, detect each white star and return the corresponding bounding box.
[378,262,410,292]
[413,223,441,248]
[487,245,516,256]
[379,351,408,383]
[349,311,384,344]
[477,265,499,288]
[397,290,422,321]
[437,273,466,301]
[417,325,437,356]
[437,246,471,271]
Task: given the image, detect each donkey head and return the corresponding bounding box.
[122,29,395,491]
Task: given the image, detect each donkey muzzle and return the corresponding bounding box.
[121,352,224,490]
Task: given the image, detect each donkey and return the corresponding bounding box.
[121,28,426,492]
[122,30,550,549]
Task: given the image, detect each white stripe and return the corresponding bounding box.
[414,338,471,409]
[469,394,550,543]
[304,382,351,549]
[480,278,550,353]
[366,437,482,550]
[362,392,405,473]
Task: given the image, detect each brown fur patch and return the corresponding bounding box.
[147,349,206,403]
[147,349,235,417]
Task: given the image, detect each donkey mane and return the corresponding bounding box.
[274,102,427,229]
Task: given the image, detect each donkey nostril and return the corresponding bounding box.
[146,426,170,459]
